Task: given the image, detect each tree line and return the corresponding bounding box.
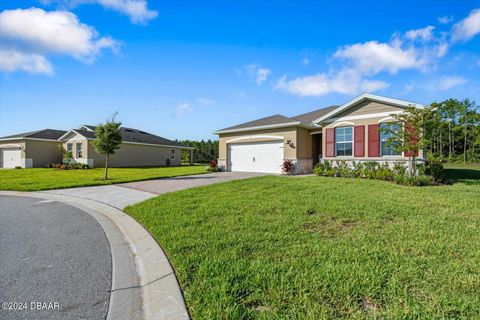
[177,139,219,164]
[426,98,480,162]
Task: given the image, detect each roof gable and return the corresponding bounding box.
[313,93,423,124]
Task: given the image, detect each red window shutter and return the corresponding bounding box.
[325,128,335,157]
[404,122,418,157]
[354,125,365,157]
[368,124,380,157]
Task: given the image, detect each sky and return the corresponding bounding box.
[0,0,480,140]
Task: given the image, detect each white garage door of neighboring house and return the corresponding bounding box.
[1,148,21,168]
[228,141,284,174]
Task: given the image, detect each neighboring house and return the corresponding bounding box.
[0,125,192,168]
[59,125,191,168]
[215,93,424,174]
[0,129,66,168]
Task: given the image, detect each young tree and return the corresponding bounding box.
[92,113,122,180]
[384,105,433,176]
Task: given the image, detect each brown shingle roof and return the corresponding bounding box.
[216,114,299,132]
[77,127,188,148]
[291,105,338,124]
[0,129,67,141]
[216,105,340,133]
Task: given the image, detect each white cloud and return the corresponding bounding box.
[0,49,53,74]
[302,57,310,66]
[405,26,435,41]
[0,8,118,74]
[197,98,215,106]
[43,0,158,24]
[438,76,467,90]
[0,8,118,61]
[438,16,453,24]
[334,40,426,74]
[275,69,389,97]
[246,64,271,85]
[276,24,450,97]
[175,103,193,117]
[452,8,480,42]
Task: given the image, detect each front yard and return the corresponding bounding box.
[0,165,207,191]
[125,165,480,319]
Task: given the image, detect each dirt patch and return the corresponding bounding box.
[303,215,359,237]
[360,297,381,314]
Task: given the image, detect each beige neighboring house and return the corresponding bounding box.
[59,125,191,168]
[0,125,192,168]
[215,93,424,174]
[0,129,66,168]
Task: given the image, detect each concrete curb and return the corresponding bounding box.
[0,191,189,320]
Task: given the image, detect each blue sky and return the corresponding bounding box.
[1,0,480,140]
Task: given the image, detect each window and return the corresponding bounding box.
[335,127,353,156]
[380,123,402,156]
[171,150,175,159]
[76,143,83,158]
[66,143,73,153]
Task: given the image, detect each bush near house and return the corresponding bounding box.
[313,159,446,186]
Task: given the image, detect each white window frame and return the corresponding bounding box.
[335,126,353,157]
[380,123,402,157]
[76,142,83,158]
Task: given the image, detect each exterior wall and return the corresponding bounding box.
[84,142,182,168]
[218,127,299,170]
[321,102,424,161]
[63,136,92,167]
[25,140,62,167]
[0,139,27,168]
[295,127,315,174]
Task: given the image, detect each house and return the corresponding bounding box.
[0,125,192,168]
[0,129,67,168]
[215,93,424,174]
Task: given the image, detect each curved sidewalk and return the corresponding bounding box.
[0,191,189,320]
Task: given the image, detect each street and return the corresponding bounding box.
[0,195,111,320]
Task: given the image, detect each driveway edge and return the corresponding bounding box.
[0,191,189,320]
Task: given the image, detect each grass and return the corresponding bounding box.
[0,165,207,191]
[125,164,480,319]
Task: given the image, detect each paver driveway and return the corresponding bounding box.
[42,172,266,209]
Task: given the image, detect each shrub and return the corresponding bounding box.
[282,159,295,175]
[352,161,365,178]
[374,163,395,181]
[313,160,332,176]
[392,162,407,176]
[394,175,435,186]
[48,162,90,170]
[334,160,353,177]
[207,160,221,172]
[425,154,446,183]
[14,166,22,169]
[363,161,379,179]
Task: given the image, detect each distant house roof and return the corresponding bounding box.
[0,129,67,141]
[214,106,338,134]
[62,126,190,149]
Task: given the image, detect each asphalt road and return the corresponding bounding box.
[0,195,111,320]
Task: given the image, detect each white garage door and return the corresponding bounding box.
[1,148,22,168]
[228,141,284,174]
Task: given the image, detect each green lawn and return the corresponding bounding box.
[125,165,480,319]
[0,165,207,191]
